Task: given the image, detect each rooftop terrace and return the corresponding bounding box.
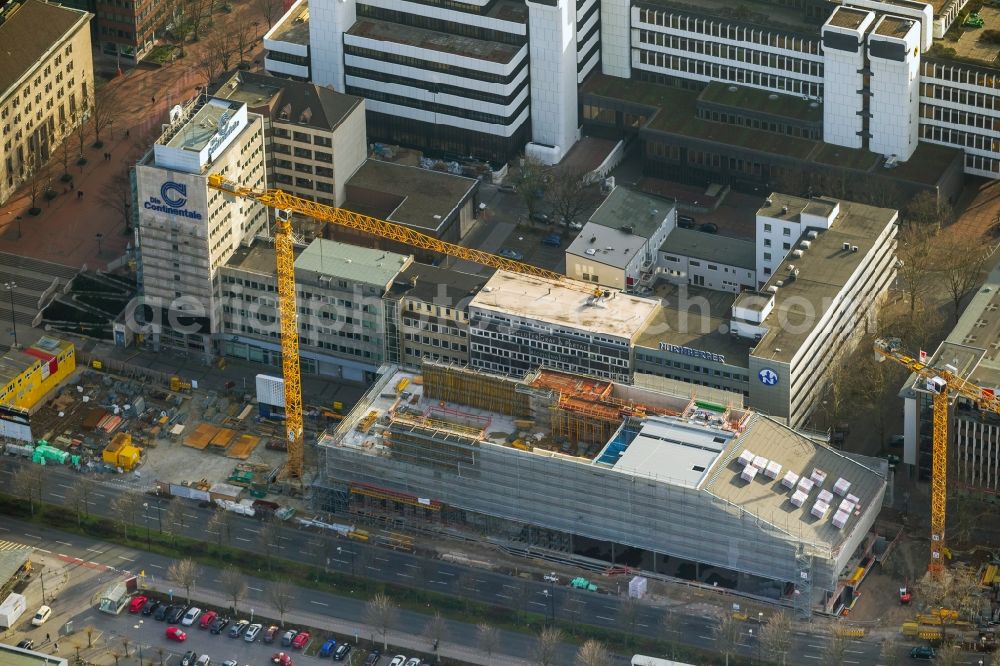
[269,0,310,45]
[826,6,869,30]
[164,99,244,152]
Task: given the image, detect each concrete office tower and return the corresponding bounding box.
[526,0,580,165]
[868,16,921,160]
[822,7,876,150]
[309,0,355,91]
[135,97,268,355]
[599,0,629,78]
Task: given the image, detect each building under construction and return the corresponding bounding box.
[314,361,888,613]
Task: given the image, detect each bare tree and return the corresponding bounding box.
[576,639,610,666]
[185,0,212,41]
[547,166,592,227]
[12,465,45,516]
[255,0,282,29]
[423,611,447,657]
[197,56,223,88]
[57,114,76,182]
[234,17,255,64]
[162,501,187,544]
[73,95,92,164]
[897,224,936,315]
[205,29,237,75]
[98,167,133,233]
[513,155,549,219]
[23,146,50,215]
[713,613,741,666]
[364,593,398,652]
[64,477,95,526]
[120,637,131,657]
[208,509,234,546]
[476,623,499,665]
[991,648,1000,666]
[617,596,640,646]
[937,235,989,321]
[220,565,247,614]
[936,645,960,666]
[267,579,295,626]
[91,82,122,148]
[534,626,563,666]
[824,633,848,666]
[258,519,278,573]
[760,610,793,665]
[905,191,952,228]
[111,491,143,540]
[166,558,199,603]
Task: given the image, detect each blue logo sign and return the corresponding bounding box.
[758,368,779,386]
[145,181,203,220]
[160,181,188,208]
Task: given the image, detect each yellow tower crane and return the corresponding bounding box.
[207,175,570,479]
[874,337,1000,575]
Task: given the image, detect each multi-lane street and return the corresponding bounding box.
[0,457,931,664]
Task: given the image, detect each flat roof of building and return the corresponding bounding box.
[224,239,285,276]
[470,271,661,340]
[295,239,411,287]
[634,285,755,367]
[612,416,734,488]
[752,197,897,365]
[0,644,68,666]
[874,14,914,37]
[640,0,823,33]
[704,414,887,551]
[269,0,310,45]
[214,71,362,133]
[390,263,488,305]
[826,6,869,30]
[660,227,756,270]
[588,187,676,238]
[348,18,522,64]
[0,0,89,99]
[566,223,648,269]
[0,336,73,392]
[698,82,822,124]
[164,99,244,152]
[344,160,478,233]
[0,541,31,589]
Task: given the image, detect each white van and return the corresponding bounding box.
[30,605,52,626]
[180,607,201,626]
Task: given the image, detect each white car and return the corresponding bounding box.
[181,607,202,626]
[404,659,422,666]
[196,656,211,666]
[389,656,407,666]
[245,622,263,642]
[31,605,52,626]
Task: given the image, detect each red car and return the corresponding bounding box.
[291,631,310,650]
[199,610,217,629]
[128,595,148,614]
[165,626,187,642]
[271,653,293,666]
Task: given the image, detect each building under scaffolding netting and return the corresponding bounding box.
[314,361,888,615]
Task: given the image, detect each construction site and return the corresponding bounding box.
[315,360,890,615]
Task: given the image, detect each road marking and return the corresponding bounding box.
[36,548,50,554]
[235,537,251,543]
[149,564,163,569]
[248,586,262,592]
[404,563,418,569]
[844,661,860,664]
[365,566,381,573]
[0,527,8,531]
[242,527,258,533]
[119,556,136,562]
[332,558,349,565]
[431,580,448,586]
[87,547,104,552]
[277,535,291,541]
[24,533,41,539]
[502,584,517,590]
[212,579,221,584]
[88,561,102,566]
[496,594,512,600]
[845,650,865,654]
[310,601,328,607]
[396,573,413,579]
[93,492,106,498]
[439,570,455,576]
[698,636,714,641]
[803,656,820,660]
[184,513,198,519]
[57,483,72,489]
[49,493,65,500]
[529,602,546,608]
[638,623,649,628]
[808,645,824,649]
[55,540,72,546]
[375,557,389,563]
[596,615,615,622]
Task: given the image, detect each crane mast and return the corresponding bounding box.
[207,175,572,480]
[875,337,1000,575]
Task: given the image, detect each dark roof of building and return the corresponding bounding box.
[0,0,89,97]
[213,71,362,133]
[390,263,489,304]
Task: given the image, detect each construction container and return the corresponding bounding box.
[103,432,142,471]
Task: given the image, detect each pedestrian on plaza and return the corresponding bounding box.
[53,642,58,651]
[151,95,155,103]
[45,633,50,642]
[77,190,83,200]
[126,129,130,138]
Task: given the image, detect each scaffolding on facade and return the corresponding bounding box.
[422,361,531,416]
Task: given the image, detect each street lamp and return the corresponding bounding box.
[142,502,151,547]
[541,588,554,626]
[4,282,17,349]
[96,233,104,255]
[748,628,753,663]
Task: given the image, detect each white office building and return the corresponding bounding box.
[134,96,268,354]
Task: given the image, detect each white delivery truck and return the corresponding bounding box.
[0,592,27,628]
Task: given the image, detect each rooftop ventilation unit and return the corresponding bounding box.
[792,250,803,258]
[810,468,828,486]
[800,240,811,249]
[741,464,759,482]
[851,245,859,253]
[790,489,809,507]
[765,198,773,206]
[832,509,849,529]
[833,477,852,496]
[842,242,851,251]
[766,285,779,294]
[817,488,834,504]
[781,470,799,489]
[811,499,830,519]
[807,230,819,239]
[781,206,789,214]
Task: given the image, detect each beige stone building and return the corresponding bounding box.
[0,0,93,206]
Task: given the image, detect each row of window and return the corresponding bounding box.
[357,4,526,46]
[920,123,1000,153]
[922,61,1000,91]
[696,108,820,139]
[346,45,528,85]
[403,333,467,352]
[635,8,821,56]
[636,30,822,78]
[922,82,1000,111]
[344,65,527,106]
[920,103,1000,131]
[350,86,530,126]
[401,316,467,337]
[470,343,630,368]
[635,49,822,99]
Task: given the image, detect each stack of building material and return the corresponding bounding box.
[781,470,799,489]
[227,434,260,460]
[184,423,218,449]
[210,427,236,449]
[811,500,829,519]
[833,477,852,496]
[764,460,782,479]
[740,464,758,482]
[790,489,808,507]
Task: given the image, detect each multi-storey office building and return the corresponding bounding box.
[134,96,268,355]
[213,71,367,207]
[264,0,312,81]
[93,0,171,60]
[634,193,898,427]
[468,271,661,382]
[0,0,93,206]
[221,239,412,381]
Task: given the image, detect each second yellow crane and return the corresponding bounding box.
[875,337,1000,576]
[207,175,573,479]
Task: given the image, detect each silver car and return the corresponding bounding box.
[244,622,263,643]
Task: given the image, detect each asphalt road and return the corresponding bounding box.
[0,458,953,664]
